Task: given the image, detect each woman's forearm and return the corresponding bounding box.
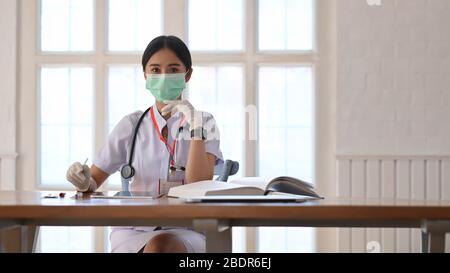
[90,165,109,189]
[185,140,215,183]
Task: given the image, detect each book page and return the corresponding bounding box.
[230,176,321,198]
[207,187,264,196]
[228,177,273,191]
[168,180,254,198]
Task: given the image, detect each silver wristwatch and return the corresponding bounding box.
[190,127,206,140]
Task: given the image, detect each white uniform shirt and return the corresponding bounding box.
[93,105,223,192]
[93,105,223,249]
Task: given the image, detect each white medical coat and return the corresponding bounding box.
[92,105,223,251]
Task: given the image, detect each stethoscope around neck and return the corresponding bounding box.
[120,106,186,181]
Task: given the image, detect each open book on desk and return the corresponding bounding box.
[168,176,324,202]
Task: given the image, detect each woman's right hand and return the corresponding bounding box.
[66,162,98,192]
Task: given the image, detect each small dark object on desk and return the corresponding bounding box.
[43,194,58,199]
[59,192,66,198]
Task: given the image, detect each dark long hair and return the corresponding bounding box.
[141,36,192,72]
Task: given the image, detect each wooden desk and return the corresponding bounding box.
[1,191,450,253]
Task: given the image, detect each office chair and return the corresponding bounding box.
[214,159,239,182]
[121,159,239,191]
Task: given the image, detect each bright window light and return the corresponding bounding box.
[188,0,244,51]
[258,0,314,51]
[40,0,94,51]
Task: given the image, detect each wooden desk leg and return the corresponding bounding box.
[421,221,450,253]
[428,232,446,253]
[193,219,232,253]
[0,225,18,253]
[421,231,429,253]
[20,226,40,253]
[421,231,445,253]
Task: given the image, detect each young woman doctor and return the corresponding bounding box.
[66,36,223,253]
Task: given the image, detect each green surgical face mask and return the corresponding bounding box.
[145,73,187,102]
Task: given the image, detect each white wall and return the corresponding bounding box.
[336,0,450,253]
[0,0,17,190]
[337,0,450,155]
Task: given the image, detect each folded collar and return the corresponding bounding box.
[151,104,182,133]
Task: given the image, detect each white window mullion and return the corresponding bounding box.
[164,0,185,40]
[93,0,107,251]
[191,54,246,64]
[244,0,258,254]
[95,0,106,54]
[245,0,257,180]
[94,0,107,189]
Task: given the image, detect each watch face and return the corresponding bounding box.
[202,128,207,140]
[191,128,206,140]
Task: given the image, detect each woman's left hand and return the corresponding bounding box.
[162,100,203,130]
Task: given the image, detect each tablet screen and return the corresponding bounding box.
[90,191,159,199]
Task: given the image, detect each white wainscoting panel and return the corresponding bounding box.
[336,156,450,253]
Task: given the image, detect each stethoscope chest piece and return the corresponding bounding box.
[121,164,135,180]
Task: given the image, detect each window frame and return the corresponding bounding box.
[255,0,317,54]
[186,0,247,53]
[186,62,247,177]
[36,63,96,189]
[255,62,316,179]
[37,0,97,54]
[19,0,334,253]
[105,0,165,54]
